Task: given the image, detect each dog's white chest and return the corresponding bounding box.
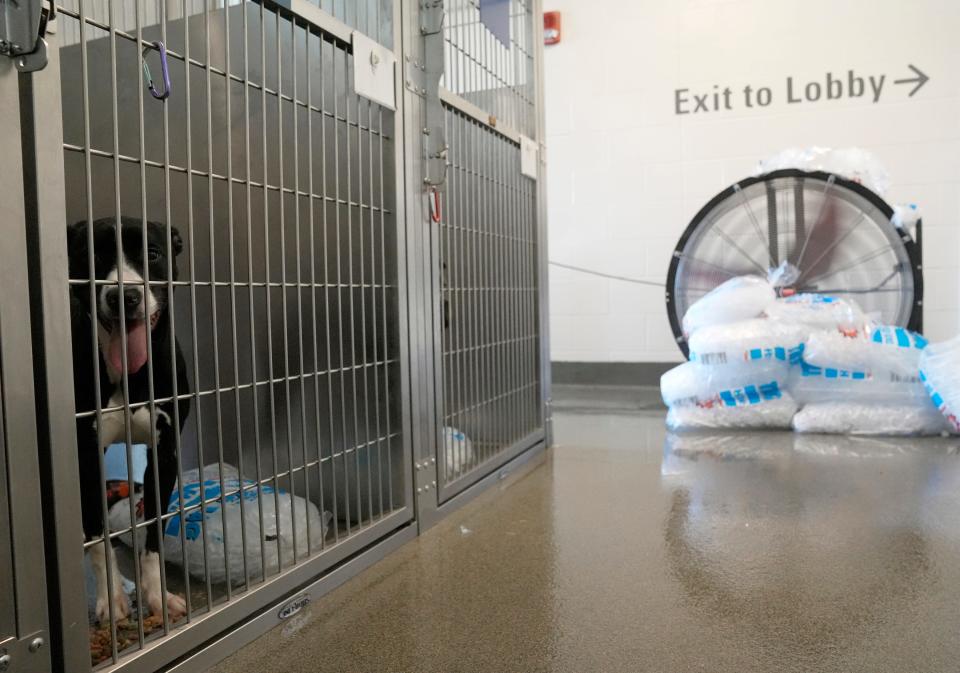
[98,390,169,447]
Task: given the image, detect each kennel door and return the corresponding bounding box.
[435,107,543,500]
[33,1,413,670]
[0,59,53,673]
[415,0,548,511]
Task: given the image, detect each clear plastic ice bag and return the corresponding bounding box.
[666,396,798,431]
[788,361,932,407]
[661,360,790,408]
[108,464,332,586]
[765,294,868,335]
[793,402,952,436]
[661,361,797,430]
[754,147,891,197]
[687,318,807,371]
[443,426,475,475]
[681,276,776,337]
[919,335,960,433]
[803,326,927,378]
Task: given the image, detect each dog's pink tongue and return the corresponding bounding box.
[108,321,149,375]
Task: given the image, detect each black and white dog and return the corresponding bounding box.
[68,217,190,622]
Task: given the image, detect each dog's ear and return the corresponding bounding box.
[170,226,184,256]
[67,220,88,252]
[66,221,90,279]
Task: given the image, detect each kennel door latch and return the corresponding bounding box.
[0,0,55,73]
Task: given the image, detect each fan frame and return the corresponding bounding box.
[665,168,924,358]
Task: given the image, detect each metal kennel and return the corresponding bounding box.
[2,0,547,671]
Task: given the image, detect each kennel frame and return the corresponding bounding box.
[0,58,55,673]
[7,0,549,670]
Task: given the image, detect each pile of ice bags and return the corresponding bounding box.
[662,275,958,435]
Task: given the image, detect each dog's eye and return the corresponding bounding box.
[147,246,162,263]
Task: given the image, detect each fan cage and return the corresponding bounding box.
[666,169,923,358]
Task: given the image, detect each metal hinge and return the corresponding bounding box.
[403,56,426,97]
[422,124,448,187]
[0,0,55,72]
[419,0,447,187]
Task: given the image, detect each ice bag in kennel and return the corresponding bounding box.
[109,464,332,585]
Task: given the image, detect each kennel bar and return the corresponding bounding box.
[24,1,413,671]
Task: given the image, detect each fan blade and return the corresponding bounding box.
[679,261,758,289]
[796,197,843,286]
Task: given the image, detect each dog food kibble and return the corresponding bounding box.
[89,615,180,666]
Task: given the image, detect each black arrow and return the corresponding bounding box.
[894,64,929,96]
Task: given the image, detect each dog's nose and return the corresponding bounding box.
[104,287,143,315]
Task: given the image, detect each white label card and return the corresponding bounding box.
[352,31,396,111]
[520,134,538,179]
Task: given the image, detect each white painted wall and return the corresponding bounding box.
[545,0,960,363]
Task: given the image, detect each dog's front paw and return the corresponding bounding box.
[96,589,130,624]
[161,591,187,621]
[92,543,130,624]
[141,551,187,621]
[144,587,187,621]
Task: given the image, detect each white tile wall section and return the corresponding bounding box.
[549,271,610,316]
[545,0,960,363]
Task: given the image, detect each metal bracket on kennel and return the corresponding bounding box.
[404,58,426,97]
[0,631,48,672]
[0,0,55,73]
[420,0,444,36]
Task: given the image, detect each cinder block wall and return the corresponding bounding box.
[545,0,960,370]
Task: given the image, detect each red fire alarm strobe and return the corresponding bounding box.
[544,11,561,45]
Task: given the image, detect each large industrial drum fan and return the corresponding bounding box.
[666,169,923,357]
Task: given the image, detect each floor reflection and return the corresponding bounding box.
[662,429,960,670]
[210,408,960,673]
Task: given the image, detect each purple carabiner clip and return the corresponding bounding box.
[142,41,171,100]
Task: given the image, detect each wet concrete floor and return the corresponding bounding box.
[211,399,960,672]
